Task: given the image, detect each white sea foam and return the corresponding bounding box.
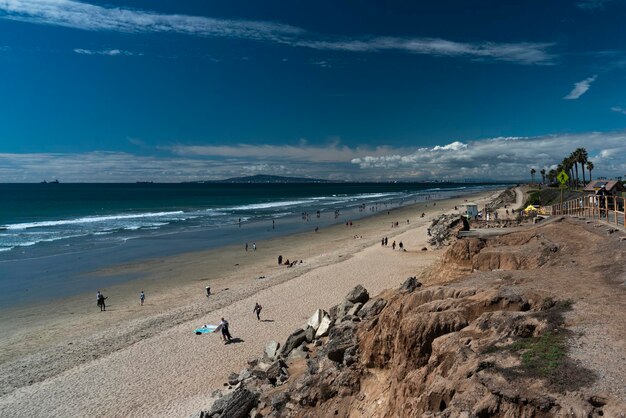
[228,200,312,211]
[3,211,185,230]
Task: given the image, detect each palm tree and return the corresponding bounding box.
[530,168,536,184]
[548,169,557,184]
[576,148,588,185]
[540,168,546,184]
[587,161,594,182]
[562,157,573,187]
[570,152,580,187]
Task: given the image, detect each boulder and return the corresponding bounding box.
[280,329,307,357]
[238,368,252,382]
[358,298,387,319]
[264,341,280,361]
[399,276,422,293]
[228,372,240,386]
[251,362,270,380]
[211,387,259,418]
[306,309,326,331]
[315,314,333,339]
[304,326,316,343]
[287,346,308,362]
[427,215,469,248]
[346,302,363,317]
[345,285,369,304]
[266,361,282,385]
[271,392,290,411]
[336,300,354,319]
[325,321,357,363]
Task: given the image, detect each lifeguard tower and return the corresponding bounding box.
[463,203,479,219]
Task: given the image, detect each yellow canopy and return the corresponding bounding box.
[524,205,546,214]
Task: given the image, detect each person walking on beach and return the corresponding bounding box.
[219,317,233,343]
[392,241,396,250]
[245,242,248,252]
[97,292,107,311]
[252,242,256,251]
[205,286,211,297]
[140,291,145,306]
[253,302,262,320]
[278,255,283,265]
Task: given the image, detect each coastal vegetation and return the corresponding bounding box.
[535,147,592,189]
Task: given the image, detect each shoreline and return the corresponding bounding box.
[0,189,503,416]
[0,186,503,308]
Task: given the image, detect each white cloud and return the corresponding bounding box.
[296,38,555,65]
[164,142,403,163]
[311,60,332,68]
[1,0,303,40]
[73,48,139,56]
[577,0,614,10]
[563,75,597,100]
[1,131,625,182]
[611,106,626,115]
[0,0,555,65]
[0,151,315,182]
[350,131,626,180]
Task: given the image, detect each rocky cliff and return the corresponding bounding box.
[198,217,626,418]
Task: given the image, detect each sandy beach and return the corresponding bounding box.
[0,189,502,417]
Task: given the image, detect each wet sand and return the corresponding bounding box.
[0,190,501,417]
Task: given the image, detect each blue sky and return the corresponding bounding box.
[0,0,625,182]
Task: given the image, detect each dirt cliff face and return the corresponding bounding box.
[203,218,626,418]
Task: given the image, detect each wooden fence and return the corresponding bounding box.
[545,195,625,228]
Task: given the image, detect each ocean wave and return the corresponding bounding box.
[228,200,312,211]
[2,211,185,230]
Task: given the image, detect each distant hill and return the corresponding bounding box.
[205,175,338,184]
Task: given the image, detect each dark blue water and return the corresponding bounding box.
[0,182,504,308]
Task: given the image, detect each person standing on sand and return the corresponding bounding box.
[140,291,145,306]
[253,302,262,320]
[392,241,396,250]
[206,286,211,297]
[245,242,248,251]
[219,317,233,343]
[252,242,256,251]
[97,292,107,311]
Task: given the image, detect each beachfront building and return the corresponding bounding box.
[583,180,626,197]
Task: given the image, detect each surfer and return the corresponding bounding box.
[253,302,262,321]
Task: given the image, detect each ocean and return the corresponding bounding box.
[0,182,503,307]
